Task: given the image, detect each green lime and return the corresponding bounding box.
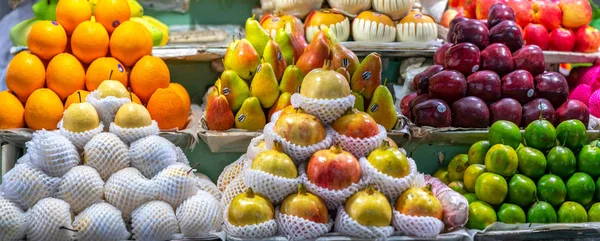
[433,167,450,184]
[557,201,588,223]
[508,174,537,208]
[578,145,600,178]
[489,120,522,150]
[448,181,467,194]
[556,120,587,152]
[546,146,576,179]
[464,164,486,193]
[497,203,526,224]
[588,203,600,222]
[469,141,491,165]
[591,140,599,147]
[566,172,596,206]
[463,193,478,203]
[485,144,519,177]
[517,143,525,152]
[524,119,557,153]
[467,201,497,230]
[537,174,567,207]
[595,178,600,201]
[475,172,508,205]
[448,154,469,181]
[527,201,557,223]
[517,147,547,180]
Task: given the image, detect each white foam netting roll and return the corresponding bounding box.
[290,93,355,124]
[109,121,160,144]
[1,162,61,210]
[26,130,80,177]
[359,156,418,201]
[276,210,333,241]
[241,161,300,204]
[263,123,334,164]
[153,163,199,209]
[104,167,158,220]
[57,120,104,151]
[72,202,131,241]
[130,135,182,178]
[299,163,368,210]
[131,200,180,241]
[176,190,223,236]
[55,165,104,214]
[86,91,131,131]
[26,198,74,241]
[334,206,394,240]
[83,132,130,181]
[0,197,29,241]
[217,155,246,193]
[195,173,221,200]
[332,125,387,158]
[246,135,270,162]
[16,154,30,165]
[392,210,444,237]
[223,207,278,239]
[424,175,469,231]
[220,175,247,210]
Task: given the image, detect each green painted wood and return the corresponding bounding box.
[145,0,261,26]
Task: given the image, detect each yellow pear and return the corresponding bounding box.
[97,80,129,98]
[63,95,100,132]
[114,102,153,128]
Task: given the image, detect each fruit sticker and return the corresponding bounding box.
[256,64,262,73]
[437,103,447,113]
[238,113,246,123]
[342,58,349,68]
[370,103,379,113]
[52,21,59,26]
[527,89,534,98]
[537,102,548,111]
[472,65,479,73]
[414,13,423,19]
[361,71,371,80]
[277,51,283,61]
[112,20,121,28]
[117,64,124,73]
[271,17,280,23]
[223,87,231,96]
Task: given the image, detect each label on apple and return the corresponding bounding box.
[238,114,246,123]
[537,102,548,111]
[362,71,372,80]
[527,89,534,98]
[223,87,231,96]
[472,65,479,73]
[437,104,447,113]
[370,103,379,113]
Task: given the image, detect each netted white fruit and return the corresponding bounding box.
[195,173,221,200]
[153,163,199,208]
[1,162,61,210]
[72,202,131,241]
[217,155,246,193]
[131,200,179,241]
[58,119,105,151]
[0,198,28,241]
[130,135,179,178]
[86,90,131,130]
[84,132,130,181]
[174,145,190,165]
[109,120,159,144]
[55,165,104,214]
[16,154,30,164]
[104,167,158,220]
[26,198,74,241]
[26,130,80,177]
[176,190,223,236]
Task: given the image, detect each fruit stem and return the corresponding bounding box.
[129,91,133,102]
[383,78,388,86]
[108,70,113,80]
[359,87,366,94]
[246,188,255,198]
[538,102,543,121]
[231,35,235,43]
[187,162,200,175]
[425,183,432,192]
[77,91,82,103]
[366,185,376,195]
[59,226,78,232]
[251,14,256,20]
[331,144,343,154]
[292,57,296,66]
[297,184,307,195]
[381,139,390,150]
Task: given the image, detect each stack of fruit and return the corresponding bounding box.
[441,0,600,53]
[0,0,190,132]
[433,119,600,229]
[402,2,590,129]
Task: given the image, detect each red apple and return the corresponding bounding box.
[401,93,418,118]
[487,2,515,28]
[531,0,562,31]
[476,0,508,20]
[450,0,465,8]
[559,0,592,29]
[452,96,491,128]
[412,99,452,127]
[307,146,361,191]
[429,70,468,104]
[490,98,523,126]
[549,28,576,52]
[507,0,533,28]
[574,26,600,53]
[442,9,461,28]
[523,23,549,50]
[513,45,546,77]
[502,70,535,104]
[464,0,478,18]
[556,99,590,126]
[434,43,454,66]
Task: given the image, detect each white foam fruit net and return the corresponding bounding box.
[130,135,179,178]
[0,198,28,241]
[26,198,74,241]
[176,190,223,236]
[270,110,283,123]
[109,120,160,144]
[57,120,104,151]
[242,159,299,204]
[72,202,131,241]
[153,163,199,209]
[290,93,356,124]
[332,125,387,158]
[104,167,158,220]
[1,162,61,210]
[392,210,444,237]
[359,156,418,201]
[334,206,394,241]
[246,135,270,162]
[26,130,80,177]
[55,165,105,214]
[16,154,30,165]
[223,207,278,239]
[220,175,246,211]
[195,173,221,200]
[86,91,131,130]
[263,123,334,164]
[276,210,333,241]
[131,200,180,241]
[424,175,469,231]
[83,132,130,181]
[217,155,246,193]
[299,163,368,210]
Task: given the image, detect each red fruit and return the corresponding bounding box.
[523,23,549,50]
[490,98,523,126]
[412,99,452,127]
[434,43,453,66]
[307,146,361,191]
[480,43,514,76]
[507,0,532,28]
[531,0,562,30]
[522,98,556,126]
[413,65,445,95]
[332,109,380,139]
[534,72,569,109]
[489,20,523,52]
[467,70,502,103]
[502,70,535,104]
[556,99,590,126]
[205,94,234,131]
[429,70,468,105]
[452,96,490,128]
[549,28,576,52]
[476,0,508,20]
[512,45,546,77]
[401,93,418,118]
[574,26,600,53]
[444,42,481,77]
[487,3,515,28]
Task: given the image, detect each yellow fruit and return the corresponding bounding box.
[85,57,128,91]
[27,21,67,60]
[130,55,170,104]
[345,186,393,226]
[24,88,64,130]
[63,102,100,132]
[6,51,45,102]
[228,188,274,227]
[46,53,86,100]
[56,0,92,35]
[131,92,142,104]
[142,16,169,46]
[64,90,90,109]
[109,21,152,66]
[395,185,443,220]
[93,0,130,33]
[0,91,25,129]
[97,80,129,98]
[71,20,109,64]
[251,148,298,178]
[114,102,152,128]
[147,88,188,130]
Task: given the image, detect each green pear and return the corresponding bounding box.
[250,63,280,108]
[223,38,261,81]
[130,17,163,46]
[352,91,365,112]
[245,14,271,58]
[263,40,287,81]
[351,53,382,100]
[275,28,295,66]
[10,18,39,47]
[268,92,291,120]
[367,83,398,131]
[235,97,266,130]
[32,0,58,20]
[279,64,304,93]
[220,70,250,112]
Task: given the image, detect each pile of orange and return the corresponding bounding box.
[1,0,190,131]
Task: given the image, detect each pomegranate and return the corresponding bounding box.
[307,145,361,190]
[394,184,443,220]
[367,141,410,178]
[228,188,275,226]
[300,61,351,99]
[332,108,379,138]
[274,112,326,147]
[252,143,298,178]
[345,186,393,226]
[280,184,329,223]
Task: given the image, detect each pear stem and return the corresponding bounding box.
[187,162,200,175]
[60,227,78,232]
[108,70,113,80]
[292,57,296,66]
[77,91,82,103]
[129,91,133,102]
[252,14,256,20]
[425,183,432,192]
[383,78,388,86]
[359,87,366,94]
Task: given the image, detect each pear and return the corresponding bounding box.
[206,82,219,106]
[245,14,271,57]
[250,63,280,108]
[351,91,365,111]
[367,82,398,131]
[336,67,351,83]
[63,93,100,132]
[275,29,295,66]
[97,80,129,98]
[263,40,287,81]
[268,92,292,120]
[114,102,153,128]
[331,42,360,76]
[235,97,266,130]
[351,53,382,100]
[205,88,234,131]
[223,38,260,81]
[220,70,250,112]
[279,63,304,94]
[296,31,331,75]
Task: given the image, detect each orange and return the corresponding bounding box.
[169,83,191,110]
[130,55,170,103]
[71,20,109,64]
[27,21,67,60]
[0,91,25,129]
[24,88,64,130]
[85,57,128,91]
[64,90,90,109]
[56,0,92,35]
[93,0,130,33]
[46,53,86,100]
[147,87,188,130]
[5,51,46,103]
[109,21,152,67]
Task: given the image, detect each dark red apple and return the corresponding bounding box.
[502,70,535,104]
[448,17,469,43]
[445,42,481,76]
[429,70,468,104]
[489,20,524,52]
[307,146,361,191]
[567,67,587,91]
[488,2,516,28]
[413,65,445,94]
[480,43,514,76]
[408,94,430,121]
[452,96,490,128]
[467,70,502,103]
[412,99,452,127]
[535,72,569,108]
[556,99,590,126]
[513,45,546,76]
[489,98,523,126]
[452,19,490,49]
[434,43,454,65]
[522,98,556,126]
[401,93,418,118]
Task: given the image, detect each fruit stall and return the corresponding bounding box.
[1,0,600,240]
